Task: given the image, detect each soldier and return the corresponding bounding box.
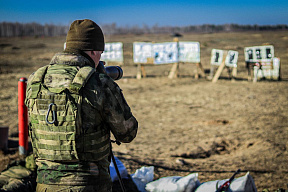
[25,19,138,192]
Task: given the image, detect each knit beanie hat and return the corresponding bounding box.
[65,19,104,51]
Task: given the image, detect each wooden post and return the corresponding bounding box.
[168,37,180,79]
[136,64,142,79]
[136,64,148,79]
[253,62,265,83]
[208,65,215,80]
[247,62,254,81]
[253,63,262,82]
[231,67,237,82]
[168,63,179,79]
[226,67,231,80]
[195,62,206,79]
[194,63,199,79]
[141,65,147,78]
[278,58,282,81]
[212,51,227,83]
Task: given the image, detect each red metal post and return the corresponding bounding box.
[18,77,28,156]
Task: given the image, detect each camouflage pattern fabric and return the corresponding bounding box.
[36,183,112,192]
[25,155,37,172]
[0,154,37,192]
[25,52,138,188]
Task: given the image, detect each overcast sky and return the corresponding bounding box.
[0,0,287,27]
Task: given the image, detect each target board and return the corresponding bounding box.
[244,45,274,62]
[253,57,280,80]
[210,49,224,65]
[101,42,123,63]
[178,42,200,63]
[244,45,280,81]
[225,50,239,67]
[133,41,201,64]
[153,42,178,64]
[211,49,239,67]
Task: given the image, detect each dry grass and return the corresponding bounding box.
[0,31,287,191]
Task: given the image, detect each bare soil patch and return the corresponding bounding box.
[0,32,287,191]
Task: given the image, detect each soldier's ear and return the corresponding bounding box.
[84,50,94,57]
[91,51,96,56]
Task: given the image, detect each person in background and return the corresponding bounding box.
[0,154,37,192]
[25,19,138,192]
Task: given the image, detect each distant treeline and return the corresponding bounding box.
[101,23,288,35]
[0,22,287,37]
[0,22,69,37]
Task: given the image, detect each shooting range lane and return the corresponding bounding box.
[0,31,287,191]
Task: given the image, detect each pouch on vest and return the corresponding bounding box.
[26,65,98,161]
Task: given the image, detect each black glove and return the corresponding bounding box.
[96,61,107,75]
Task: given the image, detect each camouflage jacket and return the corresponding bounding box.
[26,52,138,185]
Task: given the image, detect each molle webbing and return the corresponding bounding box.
[27,64,110,161]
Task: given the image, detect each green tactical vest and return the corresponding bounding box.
[26,64,110,162]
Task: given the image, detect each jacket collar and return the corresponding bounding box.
[49,52,95,68]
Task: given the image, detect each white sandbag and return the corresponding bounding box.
[195,172,257,192]
[109,156,129,182]
[131,166,154,192]
[145,173,200,192]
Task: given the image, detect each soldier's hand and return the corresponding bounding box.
[96,61,107,74]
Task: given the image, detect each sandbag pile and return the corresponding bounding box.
[127,165,257,192]
[1,156,258,192]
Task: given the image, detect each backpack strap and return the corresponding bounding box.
[30,65,49,84]
[27,65,49,99]
[27,65,95,99]
[69,66,96,94]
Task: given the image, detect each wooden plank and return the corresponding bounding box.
[196,63,206,78]
[196,62,206,79]
[194,65,199,79]
[141,65,147,78]
[212,52,227,83]
[136,64,142,79]
[232,67,237,77]
[247,62,254,81]
[168,63,178,79]
[168,37,180,79]
[231,67,237,82]
[208,65,215,80]
[253,66,259,82]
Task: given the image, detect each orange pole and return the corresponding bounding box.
[18,77,28,156]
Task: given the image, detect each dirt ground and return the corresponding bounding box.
[0,31,287,191]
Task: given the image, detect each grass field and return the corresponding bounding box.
[0,30,287,191]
